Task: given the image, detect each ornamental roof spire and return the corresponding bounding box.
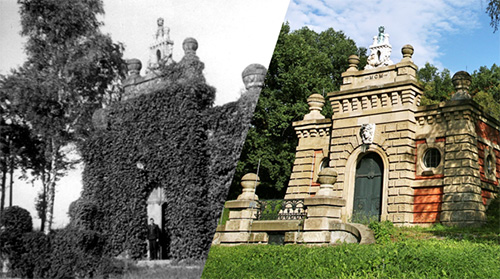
[365,26,394,69]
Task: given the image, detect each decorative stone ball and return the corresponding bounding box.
[242,63,267,90]
[126,58,142,76]
[451,71,472,100]
[241,173,260,190]
[182,37,198,55]
[401,44,414,58]
[317,168,338,185]
[452,71,472,91]
[307,93,325,111]
[348,55,360,68]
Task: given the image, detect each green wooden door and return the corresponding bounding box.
[353,153,383,222]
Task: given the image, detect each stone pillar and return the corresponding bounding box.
[300,168,347,244]
[285,93,332,199]
[441,72,485,226]
[215,173,267,244]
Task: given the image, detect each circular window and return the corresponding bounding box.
[423,148,441,168]
[486,155,494,175]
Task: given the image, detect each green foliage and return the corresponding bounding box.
[486,197,500,228]
[471,64,500,120]
[417,62,454,105]
[231,23,367,199]
[487,0,500,32]
[369,220,396,244]
[203,240,500,278]
[417,63,500,122]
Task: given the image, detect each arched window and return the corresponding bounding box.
[486,154,494,175]
[156,49,161,62]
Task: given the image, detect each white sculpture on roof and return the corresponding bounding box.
[365,26,394,69]
[147,17,174,73]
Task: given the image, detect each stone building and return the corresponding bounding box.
[214,28,499,246]
[86,18,266,259]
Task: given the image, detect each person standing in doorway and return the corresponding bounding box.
[148,218,161,260]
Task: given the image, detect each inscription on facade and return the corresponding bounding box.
[364,73,389,80]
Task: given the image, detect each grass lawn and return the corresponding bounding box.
[201,222,500,278]
[109,260,205,279]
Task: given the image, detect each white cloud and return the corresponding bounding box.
[285,0,483,69]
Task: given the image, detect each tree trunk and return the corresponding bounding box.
[9,144,14,207]
[43,139,59,234]
[0,167,6,217]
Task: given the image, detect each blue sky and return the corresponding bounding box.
[285,0,499,74]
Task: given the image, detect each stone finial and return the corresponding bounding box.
[401,44,414,61]
[126,58,142,76]
[182,37,198,56]
[451,71,472,100]
[237,173,260,200]
[303,93,325,120]
[347,55,360,71]
[315,168,338,196]
[242,64,267,90]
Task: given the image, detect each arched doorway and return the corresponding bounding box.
[147,187,169,259]
[353,152,383,222]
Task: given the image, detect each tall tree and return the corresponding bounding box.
[2,0,124,232]
[228,23,367,199]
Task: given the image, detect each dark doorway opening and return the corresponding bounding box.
[353,152,383,223]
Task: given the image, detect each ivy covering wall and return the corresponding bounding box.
[79,55,259,260]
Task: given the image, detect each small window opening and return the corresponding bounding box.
[486,155,494,175]
[423,148,441,168]
[156,50,161,62]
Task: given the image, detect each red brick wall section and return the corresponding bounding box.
[476,120,499,146]
[477,135,500,186]
[413,187,443,223]
[481,190,492,206]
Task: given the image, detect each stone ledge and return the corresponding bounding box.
[251,220,302,231]
[304,197,346,206]
[225,200,256,209]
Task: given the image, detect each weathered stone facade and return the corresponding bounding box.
[284,43,499,227]
[213,29,499,247]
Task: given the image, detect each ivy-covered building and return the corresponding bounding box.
[214,28,499,246]
[79,19,266,260]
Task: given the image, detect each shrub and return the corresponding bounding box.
[46,228,108,279]
[369,220,395,244]
[0,206,33,235]
[68,198,102,231]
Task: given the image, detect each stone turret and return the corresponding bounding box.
[146,17,174,73]
[365,26,394,69]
